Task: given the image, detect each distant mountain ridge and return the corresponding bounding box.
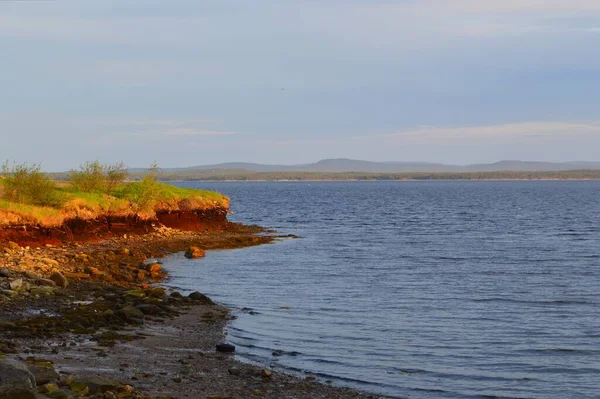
[152,159,600,173]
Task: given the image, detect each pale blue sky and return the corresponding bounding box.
[1,0,600,170]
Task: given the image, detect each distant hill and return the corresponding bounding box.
[155,159,600,174]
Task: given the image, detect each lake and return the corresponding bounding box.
[163,181,600,398]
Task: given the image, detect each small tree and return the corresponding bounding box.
[105,161,128,194]
[70,160,128,194]
[1,161,60,206]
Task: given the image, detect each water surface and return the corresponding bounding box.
[164,181,600,398]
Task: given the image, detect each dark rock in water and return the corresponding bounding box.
[185,246,206,259]
[188,291,214,305]
[0,359,37,399]
[170,291,183,298]
[135,304,162,315]
[216,343,235,353]
[26,359,59,385]
[272,350,284,357]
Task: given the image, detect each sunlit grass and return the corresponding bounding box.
[0,181,229,227]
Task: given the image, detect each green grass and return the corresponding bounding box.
[0,180,229,227]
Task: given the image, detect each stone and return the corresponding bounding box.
[0,269,10,278]
[189,291,214,304]
[9,279,27,292]
[184,246,206,259]
[0,322,16,329]
[0,290,18,298]
[48,389,76,399]
[35,278,57,287]
[216,343,235,353]
[26,360,59,385]
[75,377,121,394]
[118,306,144,320]
[147,263,162,273]
[48,272,68,288]
[29,287,55,296]
[38,383,59,394]
[228,367,241,376]
[0,359,36,399]
[262,369,272,378]
[134,304,161,315]
[170,291,183,298]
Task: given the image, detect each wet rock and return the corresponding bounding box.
[35,278,57,287]
[0,359,37,399]
[118,305,144,320]
[0,290,18,298]
[38,383,59,394]
[216,343,235,353]
[184,246,206,259]
[262,369,273,378]
[228,367,241,376]
[30,287,55,296]
[75,377,121,394]
[147,263,162,273]
[26,360,59,385]
[189,291,214,304]
[48,389,76,399]
[9,278,29,292]
[49,272,68,288]
[170,291,183,298]
[135,304,161,315]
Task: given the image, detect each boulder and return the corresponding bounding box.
[184,246,205,259]
[189,291,214,304]
[135,304,162,315]
[26,360,59,385]
[9,279,30,292]
[35,278,57,287]
[73,377,121,394]
[118,306,144,320]
[48,272,68,288]
[0,359,37,399]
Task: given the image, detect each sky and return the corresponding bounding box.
[1,0,600,170]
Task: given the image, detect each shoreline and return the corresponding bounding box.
[0,224,386,399]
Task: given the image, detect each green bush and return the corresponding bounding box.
[1,162,62,206]
[70,161,127,194]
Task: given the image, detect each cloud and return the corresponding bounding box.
[377,122,600,144]
[160,128,236,137]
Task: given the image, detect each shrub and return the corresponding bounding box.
[70,161,127,194]
[1,161,61,206]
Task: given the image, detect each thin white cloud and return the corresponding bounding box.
[377,122,600,143]
[160,128,236,137]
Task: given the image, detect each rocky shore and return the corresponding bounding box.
[0,223,386,399]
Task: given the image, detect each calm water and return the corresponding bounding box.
[163,181,600,398]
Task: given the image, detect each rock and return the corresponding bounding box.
[26,360,59,385]
[123,290,145,299]
[35,278,57,287]
[228,367,241,376]
[86,267,103,276]
[134,304,161,315]
[147,263,162,273]
[38,383,59,394]
[48,272,68,288]
[0,269,10,278]
[0,359,37,399]
[262,369,272,378]
[184,246,206,259]
[29,287,55,296]
[0,322,16,329]
[189,291,214,304]
[48,389,76,399]
[118,306,144,320]
[120,248,130,256]
[216,343,235,353]
[149,287,166,297]
[0,290,18,298]
[7,242,21,251]
[74,377,121,394]
[9,279,28,292]
[170,291,183,298]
